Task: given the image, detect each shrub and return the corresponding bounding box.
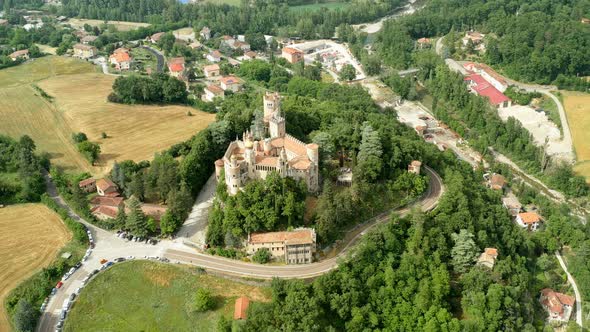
[71,132,88,143]
[252,248,271,264]
[192,288,214,312]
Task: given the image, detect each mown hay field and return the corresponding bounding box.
[563,91,590,182]
[64,18,150,32]
[0,56,215,175]
[0,204,71,331]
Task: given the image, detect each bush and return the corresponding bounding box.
[192,288,214,312]
[13,299,37,332]
[71,132,88,143]
[252,248,271,264]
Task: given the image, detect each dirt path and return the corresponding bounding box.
[555,251,583,328]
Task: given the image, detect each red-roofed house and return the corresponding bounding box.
[202,84,224,102]
[109,50,132,71]
[487,173,506,191]
[221,35,235,48]
[247,228,316,264]
[219,76,243,92]
[417,37,431,49]
[464,74,511,108]
[477,248,498,268]
[9,49,29,61]
[206,50,222,63]
[96,178,118,197]
[516,212,542,231]
[90,196,124,208]
[168,57,185,78]
[234,296,250,320]
[540,288,575,323]
[91,205,118,220]
[243,51,256,60]
[281,47,304,64]
[78,178,96,193]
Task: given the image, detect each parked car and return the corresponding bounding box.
[51,288,58,295]
[56,281,64,289]
[160,257,169,262]
[100,258,107,264]
[114,257,126,262]
[69,293,76,301]
[74,262,82,269]
[126,255,135,260]
[75,287,82,295]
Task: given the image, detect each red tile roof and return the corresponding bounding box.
[91,205,118,219]
[541,288,575,315]
[151,32,165,41]
[169,63,184,72]
[249,229,315,245]
[484,248,498,257]
[110,52,131,63]
[464,74,510,105]
[90,196,124,207]
[78,178,95,187]
[219,76,242,85]
[518,212,541,224]
[96,178,117,192]
[203,64,220,72]
[234,296,249,320]
[206,84,224,95]
[282,47,303,55]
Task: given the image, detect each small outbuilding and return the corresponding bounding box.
[234,296,250,320]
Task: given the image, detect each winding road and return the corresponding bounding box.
[37,166,443,331]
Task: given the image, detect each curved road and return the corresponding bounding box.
[555,251,583,328]
[140,45,165,72]
[38,166,443,331]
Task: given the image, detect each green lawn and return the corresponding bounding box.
[129,47,158,74]
[64,261,271,331]
[289,1,352,12]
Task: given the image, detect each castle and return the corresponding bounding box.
[215,92,320,195]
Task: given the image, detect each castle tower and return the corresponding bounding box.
[408,160,422,174]
[278,147,288,176]
[263,138,272,156]
[263,91,281,123]
[214,159,224,181]
[244,135,256,178]
[269,115,286,138]
[226,154,241,195]
[306,143,319,165]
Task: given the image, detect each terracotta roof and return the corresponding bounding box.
[96,178,117,192]
[289,156,311,170]
[411,160,422,166]
[490,174,506,189]
[518,212,541,224]
[81,35,98,43]
[244,51,256,58]
[306,143,319,150]
[255,156,278,167]
[282,47,303,55]
[234,296,249,320]
[113,47,129,54]
[541,288,575,315]
[10,49,29,58]
[484,248,498,257]
[169,63,184,72]
[169,57,185,65]
[78,178,96,187]
[220,76,242,85]
[206,84,224,95]
[283,135,307,156]
[110,52,131,63]
[215,159,224,166]
[90,196,124,207]
[417,37,430,43]
[91,205,118,219]
[210,50,222,58]
[249,229,315,245]
[203,64,220,72]
[464,74,510,105]
[222,35,234,41]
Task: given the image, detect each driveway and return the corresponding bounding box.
[555,251,583,328]
[140,45,165,72]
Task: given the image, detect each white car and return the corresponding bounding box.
[75,287,82,295]
[126,255,135,260]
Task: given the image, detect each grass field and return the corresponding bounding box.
[64,18,150,32]
[64,261,270,331]
[0,204,71,331]
[0,56,215,175]
[562,91,590,181]
[202,0,242,6]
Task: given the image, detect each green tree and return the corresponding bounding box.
[356,123,383,182]
[72,132,88,143]
[77,141,101,165]
[193,288,214,312]
[125,197,148,237]
[13,299,36,332]
[338,64,356,81]
[451,229,479,273]
[252,248,271,264]
[114,203,126,229]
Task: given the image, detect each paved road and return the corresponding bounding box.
[140,45,165,72]
[555,251,583,328]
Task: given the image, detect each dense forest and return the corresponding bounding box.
[58,0,403,39]
[376,0,590,87]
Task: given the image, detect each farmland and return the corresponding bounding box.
[563,91,590,181]
[0,204,71,331]
[63,18,150,32]
[289,1,352,12]
[64,261,271,331]
[0,56,215,176]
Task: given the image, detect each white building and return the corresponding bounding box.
[516,212,542,231]
[215,92,320,195]
[202,84,224,102]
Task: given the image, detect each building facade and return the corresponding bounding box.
[247,228,316,264]
[215,92,320,195]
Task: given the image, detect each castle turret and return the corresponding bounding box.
[263,138,272,156]
[226,154,241,195]
[269,114,286,138]
[244,137,256,178]
[215,159,224,181]
[306,143,319,165]
[278,147,288,176]
[264,91,281,122]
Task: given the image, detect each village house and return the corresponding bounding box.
[416,37,431,49]
[462,31,485,46]
[206,50,222,63]
[247,228,317,264]
[167,57,185,78]
[73,44,97,59]
[91,205,118,220]
[476,248,498,269]
[150,32,165,44]
[233,40,250,52]
[203,64,220,78]
[502,193,522,216]
[219,75,243,92]
[281,47,304,64]
[540,288,575,323]
[464,62,508,92]
[189,41,202,50]
[96,178,119,197]
[221,35,236,48]
[200,26,211,40]
[80,35,97,45]
[202,84,224,102]
[9,49,29,61]
[408,160,422,174]
[215,92,320,195]
[243,51,256,60]
[89,195,124,220]
[487,173,506,191]
[78,178,96,193]
[234,296,249,320]
[516,211,542,231]
[90,196,125,208]
[109,49,132,71]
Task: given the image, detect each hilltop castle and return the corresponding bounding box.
[215,92,320,195]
